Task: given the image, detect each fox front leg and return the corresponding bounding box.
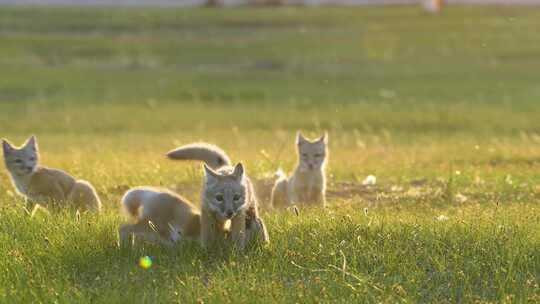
[312,189,326,207]
[229,212,246,249]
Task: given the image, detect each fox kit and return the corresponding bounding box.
[271,132,328,208]
[118,187,200,247]
[2,136,101,212]
[167,143,269,248]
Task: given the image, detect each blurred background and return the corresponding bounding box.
[1,0,539,5]
[0,0,539,186]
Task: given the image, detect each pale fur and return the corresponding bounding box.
[2,136,101,212]
[167,143,269,248]
[118,186,200,247]
[271,132,328,208]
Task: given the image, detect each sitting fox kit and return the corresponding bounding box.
[118,187,200,247]
[271,132,328,208]
[167,143,269,248]
[2,136,101,212]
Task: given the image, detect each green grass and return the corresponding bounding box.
[0,5,540,303]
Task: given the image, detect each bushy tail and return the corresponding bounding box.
[166,143,231,169]
[69,180,102,212]
[121,189,143,218]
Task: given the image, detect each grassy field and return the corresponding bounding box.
[1,5,540,303]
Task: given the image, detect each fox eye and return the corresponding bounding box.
[14,159,22,164]
[301,153,308,158]
[315,153,324,158]
[215,194,224,202]
[233,194,241,201]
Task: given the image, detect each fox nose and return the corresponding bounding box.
[25,166,33,172]
[308,164,314,170]
[226,210,234,219]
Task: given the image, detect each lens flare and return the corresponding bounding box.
[139,256,152,270]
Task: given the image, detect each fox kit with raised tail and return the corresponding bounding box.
[271,132,328,208]
[167,143,269,248]
[118,187,200,247]
[2,136,101,212]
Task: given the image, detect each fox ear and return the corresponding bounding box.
[24,135,38,152]
[2,139,13,155]
[203,164,220,182]
[296,132,307,146]
[318,132,328,144]
[232,163,244,181]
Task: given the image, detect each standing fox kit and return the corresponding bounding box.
[167,143,269,248]
[118,187,200,247]
[271,132,328,208]
[2,136,101,212]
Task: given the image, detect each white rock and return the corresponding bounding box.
[455,193,468,203]
[436,215,449,221]
[362,175,377,186]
